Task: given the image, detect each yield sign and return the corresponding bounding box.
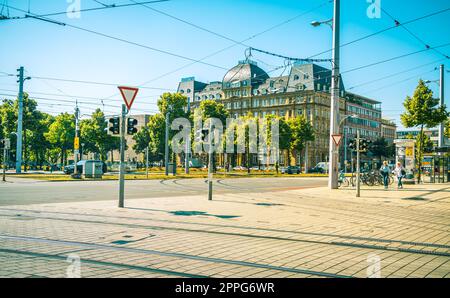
[332,134,343,147]
[118,86,139,110]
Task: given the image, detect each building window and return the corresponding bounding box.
[294,75,299,80]
[187,89,191,94]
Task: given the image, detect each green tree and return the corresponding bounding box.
[0,95,54,170]
[401,80,448,182]
[147,114,166,163]
[369,137,390,163]
[288,115,315,167]
[45,113,75,166]
[80,109,119,161]
[196,100,229,171]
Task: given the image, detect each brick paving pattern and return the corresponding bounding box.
[0,182,449,278]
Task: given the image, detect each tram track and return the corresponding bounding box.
[0,210,449,257]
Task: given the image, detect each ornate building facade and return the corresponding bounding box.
[178,60,383,169]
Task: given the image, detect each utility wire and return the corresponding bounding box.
[2,0,169,20]
[130,0,333,89]
[363,68,438,95]
[5,4,228,71]
[29,75,175,91]
[347,58,447,90]
[375,3,450,60]
[307,6,450,59]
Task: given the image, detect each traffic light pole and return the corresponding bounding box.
[118,104,127,208]
[74,102,80,175]
[356,130,361,198]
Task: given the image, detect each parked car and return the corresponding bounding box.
[64,160,107,175]
[308,166,325,174]
[282,166,301,174]
[233,166,247,171]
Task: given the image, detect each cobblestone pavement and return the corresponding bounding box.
[0,181,449,278]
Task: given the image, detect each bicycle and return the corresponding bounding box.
[338,171,350,187]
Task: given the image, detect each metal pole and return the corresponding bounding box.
[185,99,191,174]
[328,0,340,189]
[304,143,309,174]
[356,130,361,198]
[165,111,170,176]
[16,66,24,174]
[208,121,213,201]
[118,104,126,208]
[146,146,149,179]
[344,126,348,173]
[2,142,6,182]
[74,101,80,175]
[439,64,445,148]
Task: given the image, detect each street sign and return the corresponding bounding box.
[118,86,139,111]
[74,137,80,150]
[332,134,343,147]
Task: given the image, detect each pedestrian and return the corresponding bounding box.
[380,161,390,190]
[393,162,405,189]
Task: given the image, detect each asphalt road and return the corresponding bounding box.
[0,177,327,206]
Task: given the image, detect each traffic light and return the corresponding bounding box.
[359,139,372,152]
[0,138,10,149]
[127,118,138,135]
[109,117,120,135]
[348,139,356,151]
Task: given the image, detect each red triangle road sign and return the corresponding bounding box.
[118,86,139,110]
[332,134,343,147]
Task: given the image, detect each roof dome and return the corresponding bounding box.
[222,60,269,88]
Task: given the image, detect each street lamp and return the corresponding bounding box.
[310,19,333,29]
[311,0,340,189]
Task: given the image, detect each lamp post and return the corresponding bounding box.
[311,0,340,189]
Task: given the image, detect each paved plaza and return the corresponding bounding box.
[0,178,449,278]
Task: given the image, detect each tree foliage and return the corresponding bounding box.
[45,113,75,165]
[401,80,448,182]
[80,109,119,161]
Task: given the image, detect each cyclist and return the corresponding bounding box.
[380,161,390,190]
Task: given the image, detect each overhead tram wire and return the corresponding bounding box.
[1,0,170,20]
[375,3,450,60]
[28,75,175,91]
[125,0,333,89]
[5,5,228,71]
[0,88,160,105]
[306,6,450,59]
[362,68,439,95]
[347,58,447,91]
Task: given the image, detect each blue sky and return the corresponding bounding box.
[1,0,449,129]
